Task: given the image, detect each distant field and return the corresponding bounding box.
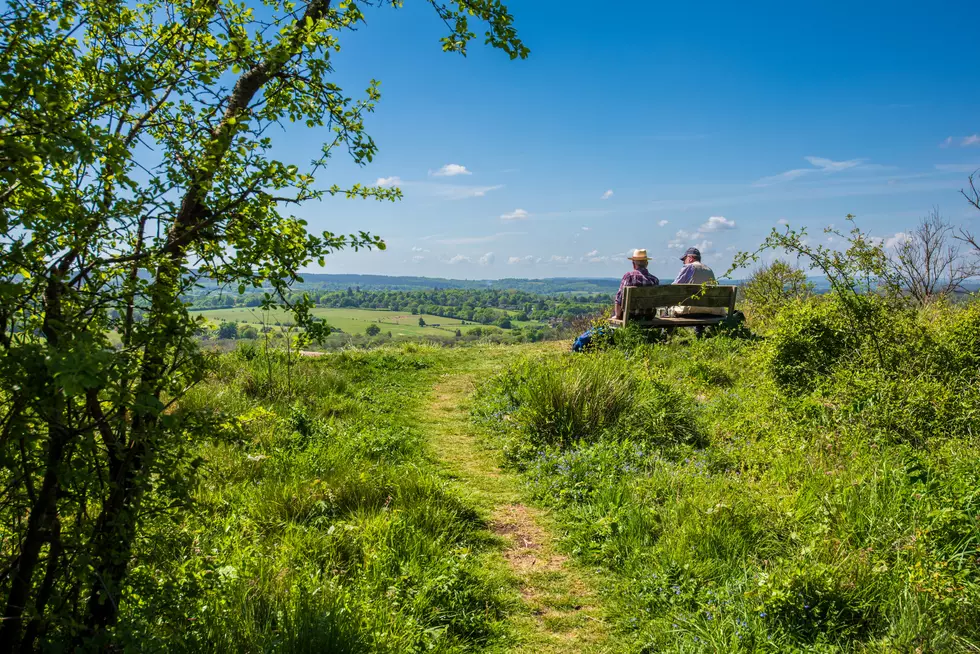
[190,306,543,338]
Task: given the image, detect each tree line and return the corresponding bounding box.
[190,288,609,326]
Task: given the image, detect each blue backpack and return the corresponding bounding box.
[571,326,607,352]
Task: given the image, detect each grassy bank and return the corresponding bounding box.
[473,300,980,651]
[114,345,517,652]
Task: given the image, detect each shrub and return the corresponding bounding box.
[475,351,702,462]
[767,299,857,393]
[741,259,813,325]
[219,321,239,340]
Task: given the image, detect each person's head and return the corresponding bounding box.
[680,247,702,266]
[627,248,650,269]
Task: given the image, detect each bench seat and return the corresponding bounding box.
[614,284,737,328]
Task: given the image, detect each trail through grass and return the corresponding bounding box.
[422,345,614,653]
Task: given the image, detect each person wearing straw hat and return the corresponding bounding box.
[613,248,660,319]
[572,248,659,352]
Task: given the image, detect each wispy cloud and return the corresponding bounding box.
[935,163,980,173]
[585,249,599,257]
[507,255,537,265]
[500,208,529,221]
[431,184,503,200]
[479,252,495,266]
[550,255,574,264]
[601,189,614,200]
[411,255,425,263]
[395,181,503,200]
[436,231,524,246]
[447,254,471,264]
[376,176,401,187]
[755,156,866,186]
[658,220,669,227]
[411,246,430,253]
[777,218,789,225]
[699,216,737,232]
[431,163,472,177]
[582,226,591,231]
[939,135,979,148]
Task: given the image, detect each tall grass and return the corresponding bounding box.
[474,299,980,651]
[114,345,510,652]
[475,351,702,464]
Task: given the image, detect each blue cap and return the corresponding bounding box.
[680,247,701,261]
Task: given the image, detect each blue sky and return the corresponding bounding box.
[288,0,980,280]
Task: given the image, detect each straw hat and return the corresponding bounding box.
[627,248,650,262]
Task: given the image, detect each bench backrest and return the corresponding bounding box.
[622,284,737,322]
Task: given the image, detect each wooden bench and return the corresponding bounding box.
[608,284,738,328]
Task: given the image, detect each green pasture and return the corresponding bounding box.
[191,306,543,337]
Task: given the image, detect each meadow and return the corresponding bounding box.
[91,290,979,652]
[191,306,546,338]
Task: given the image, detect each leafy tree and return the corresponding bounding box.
[742,259,813,322]
[219,321,240,340]
[365,323,381,336]
[0,0,526,648]
[419,317,426,327]
[240,325,259,339]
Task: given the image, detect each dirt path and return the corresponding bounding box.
[423,347,613,653]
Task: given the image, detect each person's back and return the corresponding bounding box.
[672,248,725,317]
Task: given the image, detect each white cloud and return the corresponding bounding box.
[963,135,980,147]
[755,156,866,186]
[376,176,401,187]
[479,252,496,266]
[582,226,591,231]
[940,136,953,148]
[432,184,502,200]
[585,249,599,257]
[699,216,736,232]
[411,246,429,252]
[694,240,712,253]
[411,255,425,263]
[447,254,471,264]
[500,208,529,221]
[550,255,573,264]
[885,232,911,249]
[804,156,862,172]
[667,229,695,249]
[436,231,524,246]
[432,163,472,177]
[601,189,614,200]
[777,218,789,225]
[507,255,535,265]
[657,220,669,227]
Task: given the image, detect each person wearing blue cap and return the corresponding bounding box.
[671,247,725,337]
[673,247,715,285]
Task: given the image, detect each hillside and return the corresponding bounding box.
[94,287,980,651]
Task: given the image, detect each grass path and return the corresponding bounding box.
[422,346,615,653]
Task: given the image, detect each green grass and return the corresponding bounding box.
[106,296,980,652]
[191,306,545,338]
[115,345,519,652]
[473,310,980,652]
